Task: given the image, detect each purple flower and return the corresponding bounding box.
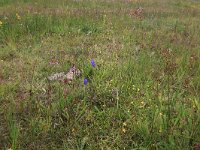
[91,59,96,68]
[84,78,88,85]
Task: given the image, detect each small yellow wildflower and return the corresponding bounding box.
[159,112,163,116]
[16,13,21,20]
[123,122,127,126]
[7,148,13,150]
[139,101,145,108]
[122,128,126,133]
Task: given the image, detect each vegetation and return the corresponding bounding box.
[0,0,200,149]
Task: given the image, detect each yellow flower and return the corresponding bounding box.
[7,148,13,150]
[16,13,21,20]
[123,122,127,126]
[122,128,126,133]
[139,101,145,108]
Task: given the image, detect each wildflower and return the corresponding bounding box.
[84,78,88,85]
[139,101,145,108]
[123,122,127,126]
[141,101,144,105]
[16,13,21,20]
[122,128,126,133]
[7,148,12,150]
[91,59,96,67]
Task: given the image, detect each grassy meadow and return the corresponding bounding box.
[0,0,200,149]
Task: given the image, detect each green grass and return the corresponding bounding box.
[0,0,200,149]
